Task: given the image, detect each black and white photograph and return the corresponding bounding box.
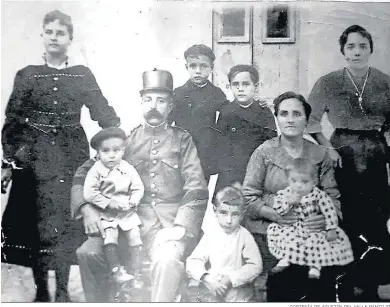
[1,0,390,303]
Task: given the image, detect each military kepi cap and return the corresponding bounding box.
[140,68,173,95]
[90,127,127,150]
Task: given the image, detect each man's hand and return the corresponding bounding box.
[326,229,338,242]
[154,226,186,246]
[302,214,326,232]
[202,274,228,297]
[80,203,105,238]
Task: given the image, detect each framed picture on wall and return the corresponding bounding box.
[215,7,251,43]
[262,4,295,44]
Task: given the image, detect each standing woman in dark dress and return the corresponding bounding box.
[1,10,120,302]
[213,65,277,196]
[307,25,390,302]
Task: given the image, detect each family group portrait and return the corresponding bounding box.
[1,0,390,303]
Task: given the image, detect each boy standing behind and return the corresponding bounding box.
[168,44,227,181]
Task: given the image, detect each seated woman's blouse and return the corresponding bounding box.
[242,136,341,235]
[307,67,390,133]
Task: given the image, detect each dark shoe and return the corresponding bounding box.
[34,289,50,302]
[55,290,70,302]
[110,266,134,284]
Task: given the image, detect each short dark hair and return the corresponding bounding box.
[228,64,259,84]
[184,44,215,62]
[286,158,318,181]
[43,10,73,40]
[214,186,245,209]
[339,25,373,55]
[273,91,312,121]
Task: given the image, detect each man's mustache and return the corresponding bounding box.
[145,109,164,120]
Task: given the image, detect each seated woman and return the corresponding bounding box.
[242,91,342,302]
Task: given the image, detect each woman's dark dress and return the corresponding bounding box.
[307,67,390,301]
[1,64,120,268]
[213,101,277,196]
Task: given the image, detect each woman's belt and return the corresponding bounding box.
[21,110,81,128]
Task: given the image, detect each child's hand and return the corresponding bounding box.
[107,200,121,211]
[219,275,232,291]
[326,229,338,242]
[202,274,228,297]
[289,190,302,205]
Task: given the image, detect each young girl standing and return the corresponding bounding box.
[1,10,120,301]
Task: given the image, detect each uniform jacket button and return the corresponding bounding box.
[53,87,58,91]
[152,150,158,155]
[152,160,157,164]
[150,172,155,177]
[153,140,159,144]
[231,127,236,132]
[151,193,156,197]
[53,77,58,81]
[51,141,55,145]
[52,128,57,133]
[151,201,156,206]
[151,184,156,189]
[53,100,58,105]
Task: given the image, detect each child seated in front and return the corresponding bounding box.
[83,127,145,285]
[267,158,354,279]
[186,186,262,302]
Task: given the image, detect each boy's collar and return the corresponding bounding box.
[95,160,126,177]
[186,79,209,90]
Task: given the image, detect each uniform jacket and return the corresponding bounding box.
[72,123,209,237]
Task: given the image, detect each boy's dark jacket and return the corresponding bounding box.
[168,80,228,177]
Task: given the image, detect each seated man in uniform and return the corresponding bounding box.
[71,69,209,302]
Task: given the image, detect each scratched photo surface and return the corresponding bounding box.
[1,0,390,303]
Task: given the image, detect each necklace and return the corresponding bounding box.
[345,67,370,113]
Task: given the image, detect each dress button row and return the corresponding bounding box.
[152,150,158,155]
[151,184,156,189]
[53,87,58,92]
[150,172,155,177]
